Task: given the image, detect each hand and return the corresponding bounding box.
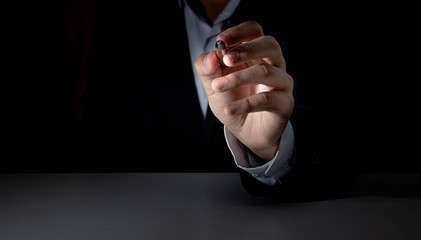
[195,21,294,161]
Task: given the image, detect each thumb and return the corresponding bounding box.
[195,50,221,81]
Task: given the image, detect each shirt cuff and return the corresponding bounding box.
[224,121,296,186]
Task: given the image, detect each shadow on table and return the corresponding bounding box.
[247,172,421,204]
[339,172,421,197]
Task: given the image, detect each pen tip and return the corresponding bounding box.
[215,40,226,51]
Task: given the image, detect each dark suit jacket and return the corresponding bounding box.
[4,1,416,190]
[80,0,337,195]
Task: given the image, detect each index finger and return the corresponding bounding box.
[217,21,264,47]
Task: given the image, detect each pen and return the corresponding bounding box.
[215,40,228,67]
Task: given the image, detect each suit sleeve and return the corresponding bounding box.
[225,122,295,186]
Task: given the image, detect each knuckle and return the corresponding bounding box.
[244,97,253,113]
[249,92,272,111]
[242,92,281,114]
[227,72,242,89]
[284,73,294,91]
[263,35,280,50]
[246,21,263,35]
[259,92,273,106]
[283,93,295,116]
[258,63,273,78]
[241,41,255,57]
[288,94,295,107]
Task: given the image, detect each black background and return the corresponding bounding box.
[2,1,419,172]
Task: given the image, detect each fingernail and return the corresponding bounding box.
[227,50,239,63]
[219,33,231,42]
[226,104,237,115]
[212,77,227,91]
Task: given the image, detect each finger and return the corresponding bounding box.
[222,35,285,68]
[195,51,221,95]
[216,21,264,47]
[224,91,294,116]
[212,63,293,92]
[195,50,220,78]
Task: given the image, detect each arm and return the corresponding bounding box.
[225,121,295,186]
[195,21,299,195]
[196,21,330,196]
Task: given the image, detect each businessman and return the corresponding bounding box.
[81,0,328,195]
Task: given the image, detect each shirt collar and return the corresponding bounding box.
[180,0,241,27]
[213,0,241,25]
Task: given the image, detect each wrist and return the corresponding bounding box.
[248,142,280,162]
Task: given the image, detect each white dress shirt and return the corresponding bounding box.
[182,0,295,185]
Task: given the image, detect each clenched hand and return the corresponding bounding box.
[195,21,294,161]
